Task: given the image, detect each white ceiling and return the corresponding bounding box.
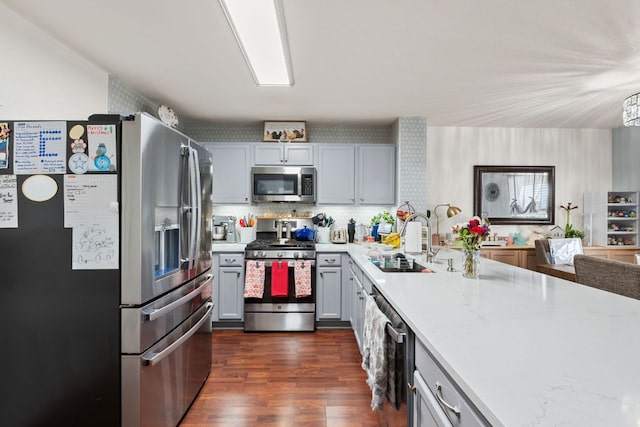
[3,0,640,128]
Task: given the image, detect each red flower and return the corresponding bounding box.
[469,225,484,235]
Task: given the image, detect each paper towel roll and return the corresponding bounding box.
[405,221,422,253]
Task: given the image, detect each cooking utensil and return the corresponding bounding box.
[239,218,246,227]
[294,226,316,241]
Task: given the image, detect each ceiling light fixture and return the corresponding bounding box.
[623,92,640,126]
[219,0,294,86]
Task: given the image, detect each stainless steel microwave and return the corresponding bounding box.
[251,166,316,203]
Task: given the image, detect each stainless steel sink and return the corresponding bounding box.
[371,254,434,273]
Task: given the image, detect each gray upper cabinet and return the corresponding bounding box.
[254,143,314,165]
[207,143,251,205]
[317,144,396,205]
[317,144,356,204]
[358,144,396,205]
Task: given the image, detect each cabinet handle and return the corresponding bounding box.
[360,198,364,202]
[236,272,240,277]
[408,383,416,393]
[350,198,355,202]
[326,259,336,264]
[435,382,461,417]
[225,258,236,263]
[320,272,324,277]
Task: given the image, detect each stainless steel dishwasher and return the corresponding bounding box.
[371,285,414,426]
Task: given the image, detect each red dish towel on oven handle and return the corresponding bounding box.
[271,260,289,297]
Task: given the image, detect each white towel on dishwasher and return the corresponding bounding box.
[361,295,390,411]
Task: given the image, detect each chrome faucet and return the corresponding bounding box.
[399,213,436,262]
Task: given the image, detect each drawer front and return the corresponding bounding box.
[415,340,488,427]
[219,253,243,267]
[318,253,341,267]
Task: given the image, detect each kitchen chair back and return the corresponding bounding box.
[534,239,552,265]
[573,254,640,300]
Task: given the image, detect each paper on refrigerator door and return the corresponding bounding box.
[63,174,119,270]
[0,175,18,228]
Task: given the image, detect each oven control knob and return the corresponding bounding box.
[301,252,308,259]
[261,251,267,258]
[293,252,299,259]
[277,252,283,258]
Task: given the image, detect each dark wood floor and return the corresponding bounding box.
[179,329,406,426]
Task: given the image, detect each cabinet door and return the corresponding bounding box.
[208,144,251,204]
[284,145,314,165]
[487,250,520,267]
[358,145,396,205]
[254,144,284,165]
[317,266,342,320]
[254,144,314,165]
[413,371,453,427]
[352,275,365,353]
[218,267,244,320]
[317,145,355,204]
[521,250,538,271]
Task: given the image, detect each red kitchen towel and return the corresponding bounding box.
[243,261,265,298]
[295,260,312,297]
[271,261,289,297]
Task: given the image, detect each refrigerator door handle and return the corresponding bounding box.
[141,273,212,321]
[179,144,192,270]
[189,147,201,267]
[142,302,213,367]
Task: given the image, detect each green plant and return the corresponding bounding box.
[371,210,395,226]
[564,224,585,239]
[560,202,584,239]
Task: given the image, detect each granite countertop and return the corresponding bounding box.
[320,243,640,426]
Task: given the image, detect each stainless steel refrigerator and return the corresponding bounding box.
[0,112,213,426]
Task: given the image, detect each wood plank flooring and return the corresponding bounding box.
[179,329,406,426]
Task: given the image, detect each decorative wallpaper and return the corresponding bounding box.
[185,122,392,144]
[395,117,427,215]
[108,76,158,118]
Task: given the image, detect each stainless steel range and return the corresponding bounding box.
[244,218,316,332]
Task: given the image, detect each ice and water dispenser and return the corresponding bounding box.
[155,218,180,277]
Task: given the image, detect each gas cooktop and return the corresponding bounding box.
[245,238,315,250]
[244,238,315,259]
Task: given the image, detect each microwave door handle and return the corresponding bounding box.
[142,302,213,367]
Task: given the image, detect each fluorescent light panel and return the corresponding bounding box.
[220,0,293,86]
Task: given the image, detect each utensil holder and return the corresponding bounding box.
[239,227,256,243]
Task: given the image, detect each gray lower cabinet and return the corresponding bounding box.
[212,253,245,322]
[316,253,342,320]
[413,369,453,427]
[413,338,488,427]
[348,256,366,353]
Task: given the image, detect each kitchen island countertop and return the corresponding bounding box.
[321,243,640,427]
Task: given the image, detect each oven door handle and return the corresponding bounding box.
[142,273,212,321]
[247,259,316,268]
[142,302,213,367]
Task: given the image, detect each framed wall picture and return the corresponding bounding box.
[473,165,555,225]
[263,121,307,142]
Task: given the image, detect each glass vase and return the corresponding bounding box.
[462,248,480,279]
